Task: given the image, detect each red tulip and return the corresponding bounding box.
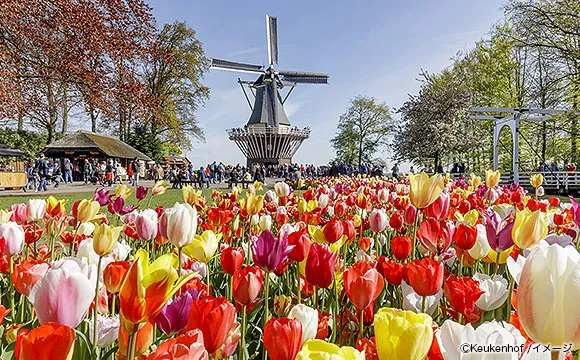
[444,275,484,317]
[232,266,263,306]
[15,322,76,360]
[377,256,408,286]
[187,296,236,354]
[423,193,450,220]
[407,258,444,296]
[305,243,337,289]
[322,218,344,243]
[334,202,348,217]
[146,329,208,360]
[287,231,311,262]
[221,247,244,276]
[403,204,417,225]
[390,236,412,260]
[389,212,404,230]
[344,262,384,310]
[548,197,560,207]
[263,317,302,360]
[342,219,355,242]
[416,218,455,255]
[453,223,477,251]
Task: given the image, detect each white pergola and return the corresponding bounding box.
[470,107,568,183]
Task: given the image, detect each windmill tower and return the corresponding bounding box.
[210,15,329,168]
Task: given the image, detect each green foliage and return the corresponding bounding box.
[0,128,47,159]
[125,125,163,163]
[331,96,392,167]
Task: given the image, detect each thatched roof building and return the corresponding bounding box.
[44,130,151,161]
[0,144,25,157]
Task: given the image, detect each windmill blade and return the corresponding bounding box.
[266,15,278,65]
[278,70,329,84]
[211,58,264,74]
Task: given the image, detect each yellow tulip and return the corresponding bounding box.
[454,209,479,226]
[512,208,548,249]
[530,173,543,188]
[183,230,220,263]
[46,195,68,216]
[353,214,362,228]
[182,185,203,206]
[374,307,433,360]
[76,199,100,223]
[115,184,133,200]
[468,173,482,190]
[485,170,501,188]
[0,210,12,223]
[246,193,264,216]
[253,180,263,191]
[93,223,123,256]
[297,340,364,360]
[486,246,514,264]
[408,172,444,209]
[307,200,318,213]
[151,180,169,195]
[297,179,305,189]
[297,198,308,215]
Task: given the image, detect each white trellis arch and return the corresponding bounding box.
[470,107,568,184]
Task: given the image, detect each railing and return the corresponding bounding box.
[449,171,580,192]
[226,126,311,137]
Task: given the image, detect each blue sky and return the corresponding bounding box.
[147,0,506,168]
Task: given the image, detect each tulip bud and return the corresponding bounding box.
[274,182,291,198]
[318,194,329,209]
[297,198,308,214]
[26,199,46,222]
[151,180,169,195]
[76,199,100,223]
[485,169,501,188]
[135,209,158,241]
[164,203,197,248]
[273,295,292,317]
[93,223,122,257]
[369,209,388,232]
[288,304,318,344]
[374,308,433,360]
[0,222,24,256]
[103,261,131,294]
[403,204,417,226]
[259,214,272,231]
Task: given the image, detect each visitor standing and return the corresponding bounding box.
[130,157,140,186]
[391,163,399,178]
[23,160,36,192]
[63,158,73,183]
[52,160,63,189]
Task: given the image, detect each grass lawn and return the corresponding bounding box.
[0,188,227,210]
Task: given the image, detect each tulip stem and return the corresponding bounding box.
[18,295,26,323]
[94,255,102,360]
[239,306,247,360]
[296,264,301,304]
[411,209,420,261]
[126,324,138,360]
[458,251,463,277]
[505,276,515,322]
[9,256,15,317]
[70,223,80,257]
[421,295,427,314]
[206,259,211,295]
[177,246,182,275]
[358,307,364,339]
[262,272,270,360]
[332,278,339,343]
[111,294,116,316]
[313,286,318,309]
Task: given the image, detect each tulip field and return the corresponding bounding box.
[0,171,578,360]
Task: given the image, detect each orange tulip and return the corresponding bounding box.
[14,322,76,360]
[0,305,10,326]
[344,262,384,310]
[187,296,236,355]
[146,329,208,360]
[117,321,154,359]
[103,261,131,294]
[46,196,68,218]
[119,250,195,334]
[12,260,50,296]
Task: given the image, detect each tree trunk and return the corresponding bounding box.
[17,107,24,132]
[61,86,68,135]
[434,151,440,172]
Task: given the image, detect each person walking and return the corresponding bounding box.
[83,159,92,184]
[35,154,48,192]
[130,157,140,186]
[52,160,63,189]
[23,160,36,192]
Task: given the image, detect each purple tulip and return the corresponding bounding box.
[154,288,199,335]
[136,186,149,201]
[94,188,111,206]
[543,234,574,247]
[483,209,514,252]
[251,229,294,272]
[108,197,137,216]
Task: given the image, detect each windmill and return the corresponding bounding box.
[211,15,329,168]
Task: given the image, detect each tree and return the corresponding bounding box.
[331,96,391,167]
[392,70,482,169]
[143,21,210,150]
[126,124,163,163]
[0,128,47,159]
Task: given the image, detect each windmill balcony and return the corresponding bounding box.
[226,126,311,138]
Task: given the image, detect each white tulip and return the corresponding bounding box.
[0,221,24,256]
[77,222,95,236]
[258,214,272,231]
[469,224,491,260]
[26,199,46,221]
[318,194,329,209]
[288,304,318,344]
[401,280,443,316]
[87,315,119,348]
[473,273,509,311]
[164,203,197,248]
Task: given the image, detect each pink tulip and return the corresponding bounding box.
[29,259,94,328]
[423,192,450,221]
[377,188,390,203]
[0,222,24,256]
[403,204,417,225]
[369,209,389,232]
[9,204,27,224]
[135,209,158,241]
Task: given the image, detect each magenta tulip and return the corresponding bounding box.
[93,188,111,206]
[135,209,158,241]
[251,230,294,272]
[155,289,199,335]
[136,186,149,201]
[9,204,27,224]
